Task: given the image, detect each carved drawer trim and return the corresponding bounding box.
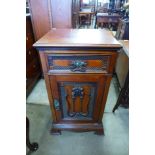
[46,55,110,73]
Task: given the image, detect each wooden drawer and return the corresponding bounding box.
[45,53,117,74]
[26,58,40,78]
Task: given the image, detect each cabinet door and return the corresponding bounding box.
[49,74,108,123]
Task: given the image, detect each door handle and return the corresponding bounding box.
[69,60,87,72]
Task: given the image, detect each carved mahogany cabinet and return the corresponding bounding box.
[34,29,121,135]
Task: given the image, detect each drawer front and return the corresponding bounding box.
[46,54,112,73]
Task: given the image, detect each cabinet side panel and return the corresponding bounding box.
[98,76,112,122]
[44,75,57,122]
[108,52,118,74]
[39,52,57,122]
[39,52,48,73]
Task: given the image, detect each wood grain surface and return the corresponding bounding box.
[34,29,122,48]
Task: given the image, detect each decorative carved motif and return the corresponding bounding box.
[59,82,97,120]
[70,61,87,72]
[72,87,84,99]
[67,86,90,117]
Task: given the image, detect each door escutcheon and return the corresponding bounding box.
[70,61,87,72]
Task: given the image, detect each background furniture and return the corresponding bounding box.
[26,14,41,96]
[27,0,51,40]
[27,0,128,38]
[51,0,72,28]
[81,0,96,10]
[26,117,39,151]
[115,18,129,40]
[34,29,121,135]
[72,0,81,28]
[28,0,72,40]
[79,8,94,27]
[113,40,129,112]
[95,12,121,30]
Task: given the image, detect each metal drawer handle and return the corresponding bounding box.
[70,61,87,72]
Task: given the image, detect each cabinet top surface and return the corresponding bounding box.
[33,29,122,48]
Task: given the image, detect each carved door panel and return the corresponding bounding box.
[49,74,107,123]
